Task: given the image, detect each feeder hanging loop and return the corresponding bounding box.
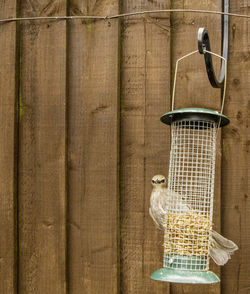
[171,49,227,115]
[198,0,229,88]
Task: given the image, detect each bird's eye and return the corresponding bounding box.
[161,179,165,183]
[152,180,155,184]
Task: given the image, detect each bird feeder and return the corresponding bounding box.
[151,35,230,284]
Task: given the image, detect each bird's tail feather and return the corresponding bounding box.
[210,246,231,266]
[210,231,238,266]
[212,230,238,252]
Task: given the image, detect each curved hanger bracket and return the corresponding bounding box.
[198,0,229,88]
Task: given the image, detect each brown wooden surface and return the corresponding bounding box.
[0,1,17,293]
[170,1,222,293]
[18,1,67,293]
[0,1,249,293]
[67,1,120,293]
[120,1,171,293]
[221,2,250,293]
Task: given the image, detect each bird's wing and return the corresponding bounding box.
[149,188,191,230]
[149,188,168,230]
[149,207,163,230]
[158,194,168,214]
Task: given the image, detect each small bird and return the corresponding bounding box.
[149,174,238,266]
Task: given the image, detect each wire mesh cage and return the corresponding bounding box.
[164,119,216,271]
[151,109,229,284]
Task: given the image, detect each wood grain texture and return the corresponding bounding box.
[221,2,250,293]
[120,1,171,293]
[0,1,17,293]
[67,1,120,293]
[170,1,222,294]
[18,1,67,293]
[0,1,249,293]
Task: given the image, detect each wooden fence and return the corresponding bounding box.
[0,0,249,293]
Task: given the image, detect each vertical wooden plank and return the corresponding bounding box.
[120,1,171,293]
[67,1,120,293]
[170,1,222,294]
[0,1,17,293]
[221,2,250,293]
[18,1,67,293]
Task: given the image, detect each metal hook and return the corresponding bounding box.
[198,0,229,88]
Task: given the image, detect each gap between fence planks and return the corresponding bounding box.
[0,1,18,293]
[18,1,67,293]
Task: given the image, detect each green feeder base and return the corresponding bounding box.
[151,268,220,284]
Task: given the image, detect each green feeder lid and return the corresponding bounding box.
[161,108,230,127]
[151,268,220,284]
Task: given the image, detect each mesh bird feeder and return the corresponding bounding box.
[151,48,229,284]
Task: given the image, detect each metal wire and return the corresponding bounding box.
[171,49,227,122]
[0,9,250,24]
[164,120,216,271]
[203,49,227,115]
[171,50,199,111]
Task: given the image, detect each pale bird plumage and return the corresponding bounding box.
[149,174,238,266]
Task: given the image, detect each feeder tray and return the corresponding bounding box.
[151,267,220,284]
[152,253,220,284]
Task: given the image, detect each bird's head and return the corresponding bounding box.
[151,175,167,188]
